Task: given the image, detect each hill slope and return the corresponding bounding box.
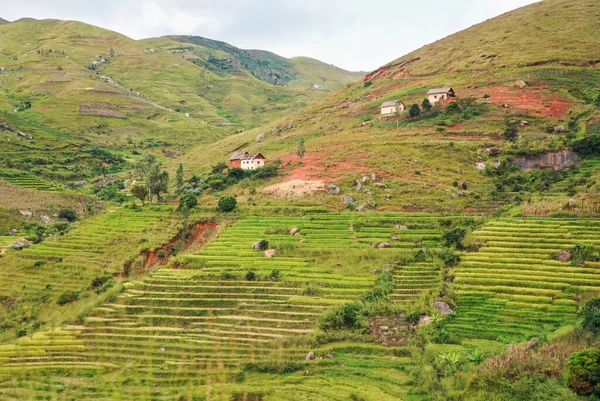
[0,17,9,24]
[176,0,600,215]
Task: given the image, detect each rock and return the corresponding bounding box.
[159,347,166,352]
[100,76,114,84]
[380,325,390,331]
[251,241,262,250]
[356,204,368,212]
[527,337,540,350]
[434,301,454,315]
[350,236,357,240]
[326,354,334,359]
[304,318,311,322]
[374,183,386,188]
[363,189,371,195]
[286,124,294,130]
[378,242,391,249]
[290,228,300,236]
[371,174,378,182]
[10,241,27,250]
[556,250,572,262]
[355,180,362,191]
[20,211,33,218]
[554,126,566,133]
[265,249,277,258]
[73,180,87,187]
[391,235,399,242]
[361,176,370,184]
[310,83,324,90]
[7,229,18,235]
[418,316,433,327]
[484,147,501,156]
[367,199,377,208]
[236,321,246,326]
[17,131,32,140]
[40,215,53,225]
[568,199,576,207]
[395,225,408,230]
[306,351,315,360]
[327,185,341,195]
[341,195,355,204]
[514,80,527,89]
[520,120,529,127]
[492,162,502,169]
[255,133,266,143]
[475,162,487,170]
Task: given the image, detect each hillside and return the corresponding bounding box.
[0,18,362,184]
[0,17,9,24]
[176,0,600,215]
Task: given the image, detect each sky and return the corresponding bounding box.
[1,0,539,71]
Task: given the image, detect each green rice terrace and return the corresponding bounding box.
[0,209,599,400]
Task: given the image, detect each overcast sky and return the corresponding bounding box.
[2,0,538,71]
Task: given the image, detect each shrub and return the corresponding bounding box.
[258,239,269,251]
[503,125,519,142]
[245,270,256,281]
[319,303,364,331]
[572,135,600,158]
[483,94,490,99]
[220,271,233,280]
[157,250,166,258]
[567,349,600,396]
[422,98,432,112]
[179,193,197,210]
[580,297,600,334]
[363,80,373,88]
[268,269,281,281]
[218,196,237,212]
[438,247,460,267]
[407,312,421,326]
[409,104,421,118]
[211,162,228,174]
[57,290,79,306]
[445,102,461,114]
[58,208,77,222]
[91,276,110,289]
[443,227,467,249]
[362,273,394,303]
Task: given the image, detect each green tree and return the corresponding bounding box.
[503,125,519,142]
[218,196,237,213]
[581,297,600,334]
[58,208,77,222]
[152,171,169,202]
[179,193,197,211]
[409,104,421,118]
[568,349,600,396]
[422,98,432,112]
[176,163,184,188]
[131,184,149,205]
[297,137,306,161]
[136,154,160,204]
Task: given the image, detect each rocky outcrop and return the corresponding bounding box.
[511,150,578,172]
[434,301,454,315]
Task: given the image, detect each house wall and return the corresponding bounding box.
[230,159,241,168]
[381,106,397,115]
[428,94,447,104]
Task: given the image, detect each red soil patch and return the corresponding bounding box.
[144,222,218,269]
[474,86,570,118]
[280,152,371,182]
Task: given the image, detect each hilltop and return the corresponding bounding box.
[177,0,600,215]
[0,17,9,24]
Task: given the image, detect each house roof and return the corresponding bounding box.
[427,87,455,95]
[230,152,266,161]
[380,100,403,108]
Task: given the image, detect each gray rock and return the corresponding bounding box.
[10,241,29,250]
[341,195,355,204]
[40,215,53,225]
[371,174,378,182]
[394,225,408,230]
[380,325,389,331]
[568,199,576,207]
[236,320,246,326]
[363,189,372,195]
[286,124,294,130]
[514,80,527,89]
[355,180,362,191]
[356,204,368,212]
[290,228,300,236]
[73,180,87,187]
[475,162,487,170]
[418,316,433,327]
[527,337,539,350]
[361,176,370,184]
[159,347,166,352]
[326,354,334,359]
[327,185,341,195]
[556,251,572,262]
[255,133,266,143]
[306,351,315,360]
[391,236,399,242]
[20,211,33,218]
[251,241,262,250]
[554,126,566,133]
[434,301,454,315]
[17,131,32,140]
[265,249,277,258]
[492,162,502,169]
[378,242,391,249]
[7,229,18,235]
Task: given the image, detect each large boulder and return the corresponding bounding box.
[556,251,572,262]
[341,195,355,204]
[327,185,341,195]
[10,241,29,250]
[305,351,315,360]
[361,176,370,184]
[356,204,368,212]
[290,228,300,236]
[255,133,266,143]
[434,302,454,315]
[514,80,527,89]
[265,249,277,258]
[378,242,391,249]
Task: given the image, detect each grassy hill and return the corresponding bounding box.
[0,17,9,24]
[175,0,600,215]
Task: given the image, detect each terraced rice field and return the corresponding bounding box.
[0,212,453,400]
[448,218,600,343]
[0,171,62,192]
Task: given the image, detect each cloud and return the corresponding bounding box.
[1,0,539,71]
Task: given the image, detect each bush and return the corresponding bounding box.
[58,208,77,222]
[268,269,281,281]
[319,302,364,331]
[258,239,269,251]
[245,270,256,281]
[438,247,460,267]
[567,349,600,396]
[407,312,421,326]
[572,135,600,158]
[443,227,467,249]
[409,104,421,118]
[503,125,519,142]
[580,297,600,334]
[57,290,79,306]
[179,193,198,210]
[445,102,461,114]
[218,196,237,213]
[363,80,373,88]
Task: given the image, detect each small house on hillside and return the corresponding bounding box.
[229,152,266,170]
[427,88,456,105]
[380,100,405,115]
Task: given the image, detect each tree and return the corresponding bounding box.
[581,297,600,334]
[176,163,184,188]
[136,155,169,203]
[131,184,149,205]
[152,171,169,202]
[503,125,519,142]
[218,196,237,213]
[179,193,197,211]
[297,137,306,161]
[422,98,432,112]
[445,102,461,114]
[409,104,421,118]
[58,208,77,222]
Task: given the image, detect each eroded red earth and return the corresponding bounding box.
[280,151,371,182]
[473,85,571,118]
